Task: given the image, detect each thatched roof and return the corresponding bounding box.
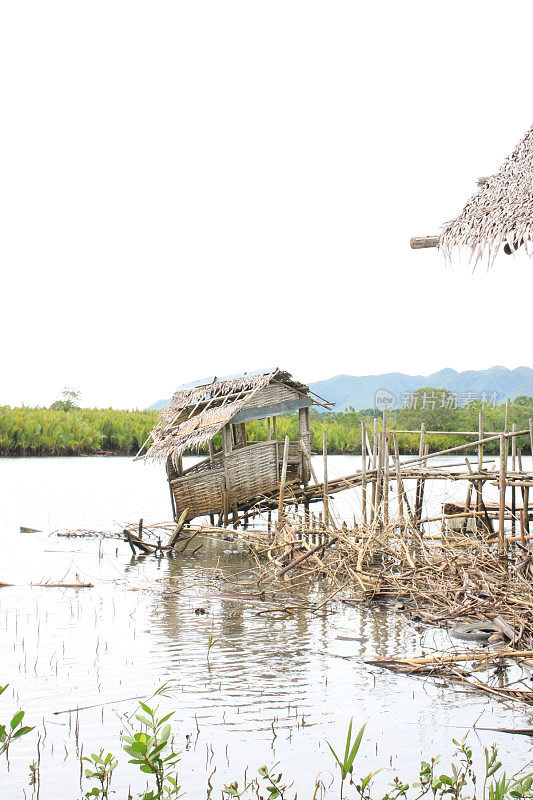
[440,124,533,265]
[140,368,318,464]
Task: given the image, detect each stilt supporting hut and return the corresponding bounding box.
[138,369,331,525]
[411,122,533,265]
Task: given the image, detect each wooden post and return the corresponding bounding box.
[511,423,517,536]
[166,459,178,521]
[505,398,510,436]
[361,422,367,526]
[498,433,507,557]
[277,435,290,523]
[272,417,278,441]
[383,406,389,526]
[415,423,425,527]
[299,407,311,487]
[392,432,404,528]
[478,411,484,472]
[371,418,378,523]
[529,418,533,474]
[518,451,527,546]
[222,477,229,528]
[323,430,329,529]
[208,440,215,465]
[267,417,271,441]
[476,411,484,535]
[461,471,473,536]
[300,440,319,484]
[375,429,383,526]
[525,418,533,540]
[138,518,143,540]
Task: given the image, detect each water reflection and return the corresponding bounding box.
[1,457,533,799]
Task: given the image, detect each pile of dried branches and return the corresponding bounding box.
[253,515,533,648]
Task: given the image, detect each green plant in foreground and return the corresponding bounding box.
[223,764,291,799]
[0,684,34,760]
[328,719,368,799]
[207,634,218,665]
[122,695,181,799]
[82,749,118,798]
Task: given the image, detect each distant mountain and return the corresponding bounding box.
[310,367,533,411]
[149,367,533,413]
[149,398,171,410]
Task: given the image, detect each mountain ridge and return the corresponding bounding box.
[148,366,533,412]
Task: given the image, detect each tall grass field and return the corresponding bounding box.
[2,390,533,456]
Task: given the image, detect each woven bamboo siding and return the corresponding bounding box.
[226,441,279,504]
[180,452,224,477]
[240,384,299,410]
[171,468,224,519]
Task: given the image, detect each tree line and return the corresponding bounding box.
[1,388,532,457]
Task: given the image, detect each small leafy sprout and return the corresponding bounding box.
[28,760,39,787]
[257,763,292,800]
[122,696,181,799]
[82,749,118,799]
[223,780,254,798]
[0,685,34,760]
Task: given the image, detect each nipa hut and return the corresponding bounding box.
[138,369,331,524]
[411,122,533,266]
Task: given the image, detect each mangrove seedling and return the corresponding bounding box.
[82,749,118,799]
[122,697,181,799]
[0,684,34,760]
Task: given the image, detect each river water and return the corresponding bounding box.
[1,456,533,799]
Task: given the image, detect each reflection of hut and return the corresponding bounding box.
[411,123,533,265]
[139,369,331,523]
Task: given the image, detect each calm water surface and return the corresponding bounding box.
[1,456,532,799]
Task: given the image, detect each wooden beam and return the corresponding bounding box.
[410,235,439,250]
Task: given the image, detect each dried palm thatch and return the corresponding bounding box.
[440,123,533,266]
[139,368,310,466]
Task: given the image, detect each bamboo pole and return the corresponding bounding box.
[518,450,527,546]
[277,436,290,522]
[383,407,389,526]
[375,429,383,526]
[361,422,367,526]
[371,418,378,523]
[415,423,425,528]
[461,460,473,536]
[323,430,329,528]
[498,433,507,556]
[476,411,484,535]
[511,423,517,536]
[300,440,319,485]
[392,432,404,528]
[529,418,533,472]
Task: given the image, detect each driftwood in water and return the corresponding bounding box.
[276,535,338,579]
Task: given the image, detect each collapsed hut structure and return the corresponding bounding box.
[130,125,533,707]
[410,122,533,265]
[138,369,332,525]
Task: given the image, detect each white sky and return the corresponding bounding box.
[2,1,533,409]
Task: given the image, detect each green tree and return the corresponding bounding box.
[50,386,81,412]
